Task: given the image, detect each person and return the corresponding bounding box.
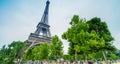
[97,59,100,64]
[88,60,93,64]
[70,60,74,64]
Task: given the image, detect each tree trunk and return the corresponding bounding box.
[102,51,108,64]
[75,51,77,61]
[84,53,87,61]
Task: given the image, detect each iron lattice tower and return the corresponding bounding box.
[28,0,51,45]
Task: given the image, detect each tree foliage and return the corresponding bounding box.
[0,41,27,64]
[87,17,115,51]
[49,35,63,60]
[24,42,49,60]
[62,15,116,60]
[24,35,63,60]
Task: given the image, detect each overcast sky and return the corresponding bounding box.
[0,0,120,54]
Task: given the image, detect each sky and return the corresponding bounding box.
[0,0,120,54]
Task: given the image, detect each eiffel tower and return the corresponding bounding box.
[16,1,51,63]
[28,0,51,45]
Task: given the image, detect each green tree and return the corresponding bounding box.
[87,17,115,63]
[23,35,63,60]
[115,50,120,59]
[63,55,70,60]
[49,35,63,60]
[0,41,26,64]
[62,15,115,61]
[24,42,49,60]
[63,15,95,60]
[106,49,120,60]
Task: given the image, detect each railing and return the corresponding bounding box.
[23,60,120,64]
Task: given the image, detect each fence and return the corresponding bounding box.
[23,60,120,64]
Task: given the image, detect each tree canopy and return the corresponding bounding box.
[23,35,63,60]
[0,41,27,64]
[24,42,49,60]
[49,35,63,60]
[62,15,116,60]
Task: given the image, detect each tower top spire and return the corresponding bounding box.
[46,0,50,4]
[37,0,50,25]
